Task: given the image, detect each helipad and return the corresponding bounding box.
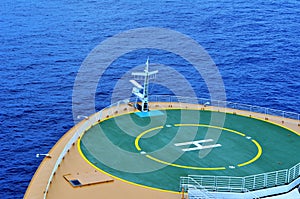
[79,109,300,193]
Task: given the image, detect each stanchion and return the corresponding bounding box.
[181,187,185,199]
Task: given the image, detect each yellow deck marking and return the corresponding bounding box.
[135,124,262,169]
[238,139,263,167]
[225,111,300,137]
[134,126,164,151]
[77,139,180,194]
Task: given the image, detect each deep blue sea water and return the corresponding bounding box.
[0,0,300,198]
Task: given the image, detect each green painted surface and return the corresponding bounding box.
[80,110,300,192]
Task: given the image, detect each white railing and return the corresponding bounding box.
[179,162,300,194]
[42,99,130,198]
[288,162,300,183]
[42,114,95,198]
[181,176,260,199]
[148,95,300,122]
[43,95,300,198]
[180,177,217,199]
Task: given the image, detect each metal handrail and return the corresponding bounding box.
[180,161,300,194]
[148,95,300,122]
[181,176,261,198]
[42,100,130,198]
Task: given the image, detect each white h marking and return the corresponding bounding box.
[175,139,221,152]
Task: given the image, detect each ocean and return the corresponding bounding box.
[0,0,299,198]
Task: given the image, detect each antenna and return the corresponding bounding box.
[130,58,158,112]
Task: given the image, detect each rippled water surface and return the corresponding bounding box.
[0,0,300,198]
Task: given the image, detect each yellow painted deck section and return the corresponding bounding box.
[24,102,300,199]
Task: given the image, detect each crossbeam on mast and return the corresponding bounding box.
[130,58,158,112]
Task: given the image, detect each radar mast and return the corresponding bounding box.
[130,58,158,112]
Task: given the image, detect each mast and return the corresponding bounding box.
[130,58,158,112]
[142,58,150,112]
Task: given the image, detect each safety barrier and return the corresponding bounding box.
[148,95,300,122]
[42,99,130,199]
[180,162,300,194]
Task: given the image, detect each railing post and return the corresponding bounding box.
[294,166,296,182]
[99,110,102,121]
[287,169,290,184]
[214,176,216,188]
[108,105,111,116]
[264,173,267,188]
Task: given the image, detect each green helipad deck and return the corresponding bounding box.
[79,109,300,193]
